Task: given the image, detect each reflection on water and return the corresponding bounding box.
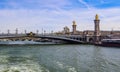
[0,45,120,72]
[93,47,107,72]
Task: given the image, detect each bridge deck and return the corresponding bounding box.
[0,35,84,44]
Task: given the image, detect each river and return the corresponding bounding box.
[0,44,120,72]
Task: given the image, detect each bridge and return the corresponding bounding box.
[0,34,84,44]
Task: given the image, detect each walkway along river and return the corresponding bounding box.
[0,44,120,72]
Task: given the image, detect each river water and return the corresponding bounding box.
[0,44,120,72]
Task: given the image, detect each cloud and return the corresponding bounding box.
[0,0,71,10]
[0,7,120,33]
[0,0,120,33]
[78,0,91,9]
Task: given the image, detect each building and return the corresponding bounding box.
[63,26,70,34]
[66,14,119,43]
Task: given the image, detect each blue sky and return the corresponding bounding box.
[0,0,120,33]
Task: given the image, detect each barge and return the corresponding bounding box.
[99,39,120,47]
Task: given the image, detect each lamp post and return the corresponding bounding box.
[7,29,10,35]
[36,30,39,34]
[24,30,27,34]
[15,28,18,35]
[44,30,46,35]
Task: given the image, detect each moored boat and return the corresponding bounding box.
[100,39,120,47]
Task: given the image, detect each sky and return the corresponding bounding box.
[0,0,120,33]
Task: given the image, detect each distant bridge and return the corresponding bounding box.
[0,34,84,44]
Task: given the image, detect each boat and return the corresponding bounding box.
[100,39,120,47]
